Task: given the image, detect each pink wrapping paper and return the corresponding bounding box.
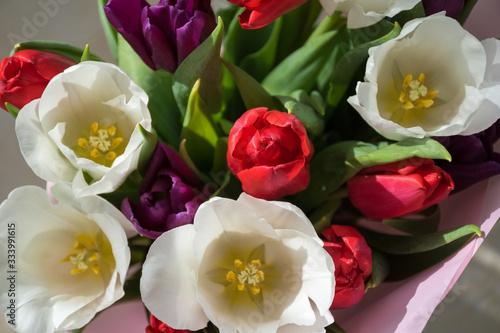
[80,2,500,332]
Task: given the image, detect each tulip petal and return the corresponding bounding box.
[141,225,209,331]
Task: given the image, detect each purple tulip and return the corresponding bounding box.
[104,0,216,73]
[434,120,500,193]
[121,143,208,239]
[422,0,465,19]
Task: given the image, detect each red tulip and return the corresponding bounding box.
[227,107,314,200]
[323,225,372,309]
[347,159,454,220]
[0,50,75,111]
[146,314,188,333]
[228,0,307,29]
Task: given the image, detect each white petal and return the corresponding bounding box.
[192,197,279,267]
[15,100,76,183]
[236,193,321,244]
[276,230,335,319]
[141,225,209,330]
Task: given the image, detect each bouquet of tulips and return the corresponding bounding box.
[1,0,499,332]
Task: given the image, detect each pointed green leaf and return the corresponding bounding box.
[173,17,224,116]
[117,36,181,146]
[137,124,158,177]
[384,226,482,281]
[181,79,220,173]
[326,21,401,114]
[342,137,452,181]
[383,205,440,235]
[80,44,91,62]
[179,139,213,185]
[222,60,283,111]
[5,102,19,118]
[309,198,342,233]
[390,2,425,27]
[458,0,479,25]
[97,0,118,60]
[262,28,346,95]
[365,250,389,290]
[238,18,283,82]
[361,224,481,255]
[325,323,347,333]
[275,0,324,62]
[11,41,102,62]
[284,92,325,137]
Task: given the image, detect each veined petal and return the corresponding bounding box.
[0,186,130,333]
[15,100,76,183]
[237,193,321,244]
[141,225,209,330]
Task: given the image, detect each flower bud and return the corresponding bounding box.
[322,225,372,309]
[347,159,454,219]
[0,50,75,111]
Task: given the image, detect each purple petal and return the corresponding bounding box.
[422,0,465,19]
[104,0,156,69]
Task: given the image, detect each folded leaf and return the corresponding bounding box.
[181,79,220,173]
[173,17,224,116]
[222,60,283,111]
[361,224,481,255]
[11,40,102,62]
[117,36,181,146]
[97,0,118,60]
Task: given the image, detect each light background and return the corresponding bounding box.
[0,1,499,332]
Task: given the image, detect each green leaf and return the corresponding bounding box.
[262,28,345,96]
[284,90,325,137]
[342,137,452,181]
[238,18,283,82]
[308,198,342,233]
[326,21,401,114]
[181,79,220,173]
[97,0,118,60]
[173,17,224,116]
[458,0,479,25]
[275,0,324,62]
[365,250,389,290]
[325,322,347,333]
[5,102,19,118]
[383,205,440,235]
[11,40,102,62]
[222,60,283,111]
[137,124,158,177]
[361,224,481,255]
[80,44,91,62]
[390,2,426,27]
[179,139,213,185]
[384,225,483,281]
[117,36,181,146]
[212,136,229,174]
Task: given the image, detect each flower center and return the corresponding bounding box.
[226,259,265,295]
[76,122,123,165]
[399,73,439,110]
[59,233,101,275]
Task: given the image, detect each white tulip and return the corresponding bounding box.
[15,61,152,197]
[0,185,131,333]
[140,193,335,333]
[319,0,420,29]
[348,14,500,140]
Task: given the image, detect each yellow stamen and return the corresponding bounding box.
[60,233,102,276]
[226,271,236,283]
[76,122,124,165]
[227,258,265,295]
[400,73,439,110]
